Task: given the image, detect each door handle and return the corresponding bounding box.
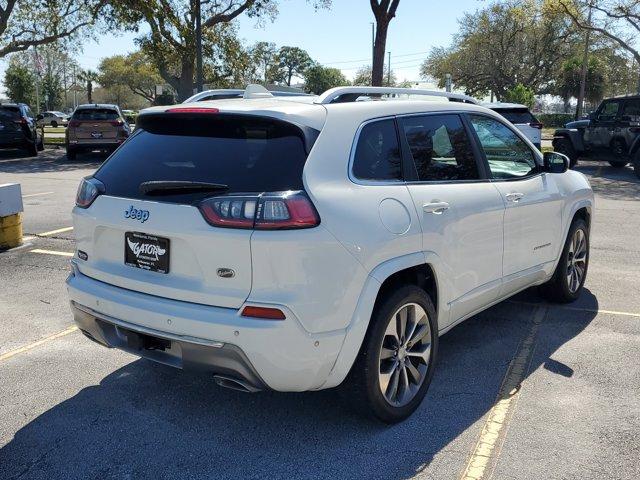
[505,192,525,202]
[423,201,450,214]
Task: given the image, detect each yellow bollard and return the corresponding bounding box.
[0,212,23,249]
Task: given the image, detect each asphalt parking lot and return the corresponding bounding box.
[1,148,639,480]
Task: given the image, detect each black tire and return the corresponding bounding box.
[26,141,38,157]
[634,160,640,180]
[36,133,44,151]
[608,160,628,168]
[51,120,58,128]
[66,147,77,160]
[539,218,589,303]
[345,285,438,424]
[554,137,577,168]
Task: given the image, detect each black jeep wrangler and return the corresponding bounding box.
[553,95,640,178]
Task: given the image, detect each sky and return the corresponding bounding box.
[1,0,484,92]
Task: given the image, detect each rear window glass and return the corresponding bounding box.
[352,119,402,181]
[94,114,310,203]
[492,108,536,124]
[73,109,120,121]
[0,107,21,119]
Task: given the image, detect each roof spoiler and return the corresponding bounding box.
[315,87,478,105]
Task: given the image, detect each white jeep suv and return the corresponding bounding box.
[67,86,593,423]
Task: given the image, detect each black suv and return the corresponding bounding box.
[0,103,44,156]
[553,95,640,177]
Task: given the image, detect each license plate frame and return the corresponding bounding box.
[124,232,170,274]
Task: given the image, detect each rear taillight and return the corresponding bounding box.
[68,120,80,128]
[75,177,104,208]
[13,118,27,125]
[530,122,544,129]
[110,120,124,126]
[199,191,320,230]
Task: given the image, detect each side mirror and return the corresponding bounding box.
[543,151,569,173]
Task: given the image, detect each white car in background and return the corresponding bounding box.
[68,86,593,423]
[36,111,69,128]
[485,103,543,150]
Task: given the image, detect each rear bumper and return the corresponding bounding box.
[66,260,345,391]
[71,301,267,391]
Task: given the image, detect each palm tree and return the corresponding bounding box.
[78,69,99,103]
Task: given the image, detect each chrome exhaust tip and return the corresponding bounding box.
[213,374,261,393]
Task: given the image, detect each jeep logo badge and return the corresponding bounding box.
[124,205,150,223]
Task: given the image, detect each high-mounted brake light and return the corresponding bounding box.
[199,191,320,230]
[241,306,286,320]
[166,107,220,114]
[76,177,104,208]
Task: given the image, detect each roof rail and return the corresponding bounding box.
[315,87,478,105]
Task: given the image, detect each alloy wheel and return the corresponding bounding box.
[567,228,587,293]
[378,303,432,407]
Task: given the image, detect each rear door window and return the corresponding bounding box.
[73,108,120,121]
[400,114,480,181]
[352,119,402,181]
[94,114,312,204]
[623,99,640,119]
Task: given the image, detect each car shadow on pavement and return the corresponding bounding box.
[0,288,598,480]
[574,162,639,201]
[0,150,104,174]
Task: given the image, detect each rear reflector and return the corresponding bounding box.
[241,306,286,320]
[166,107,220,114]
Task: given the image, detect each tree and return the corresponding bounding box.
[109,1,329,101]
[421,0,579,99]
[370,0,400,86]
[3,56,35,104]
[303,65,348,94]
[277,46,313,86]
[78,69,99,104]
[556,56,607,109]
[41,72,63,110]
[98,52,162,104]
[0,0,106,58]
[559,0,640,92]
[251,41,281,83]
[352,65,397,87]
[504,83,536,108]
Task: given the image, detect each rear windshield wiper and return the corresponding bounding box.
[139,180,229,196]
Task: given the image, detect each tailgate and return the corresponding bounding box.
[73,195,253,308]
[74,121,118,140]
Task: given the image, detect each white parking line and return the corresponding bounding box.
[36,226,73,237]
[30,248,73,257]
[510,300,640,319]
[22,191,54,198]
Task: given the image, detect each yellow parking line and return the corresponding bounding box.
[0,326,78,362]
[459,307,546,480]
[36,226,73,237]
[30,248,73,257]
[22,191,54,198]
[510,300,640,319]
